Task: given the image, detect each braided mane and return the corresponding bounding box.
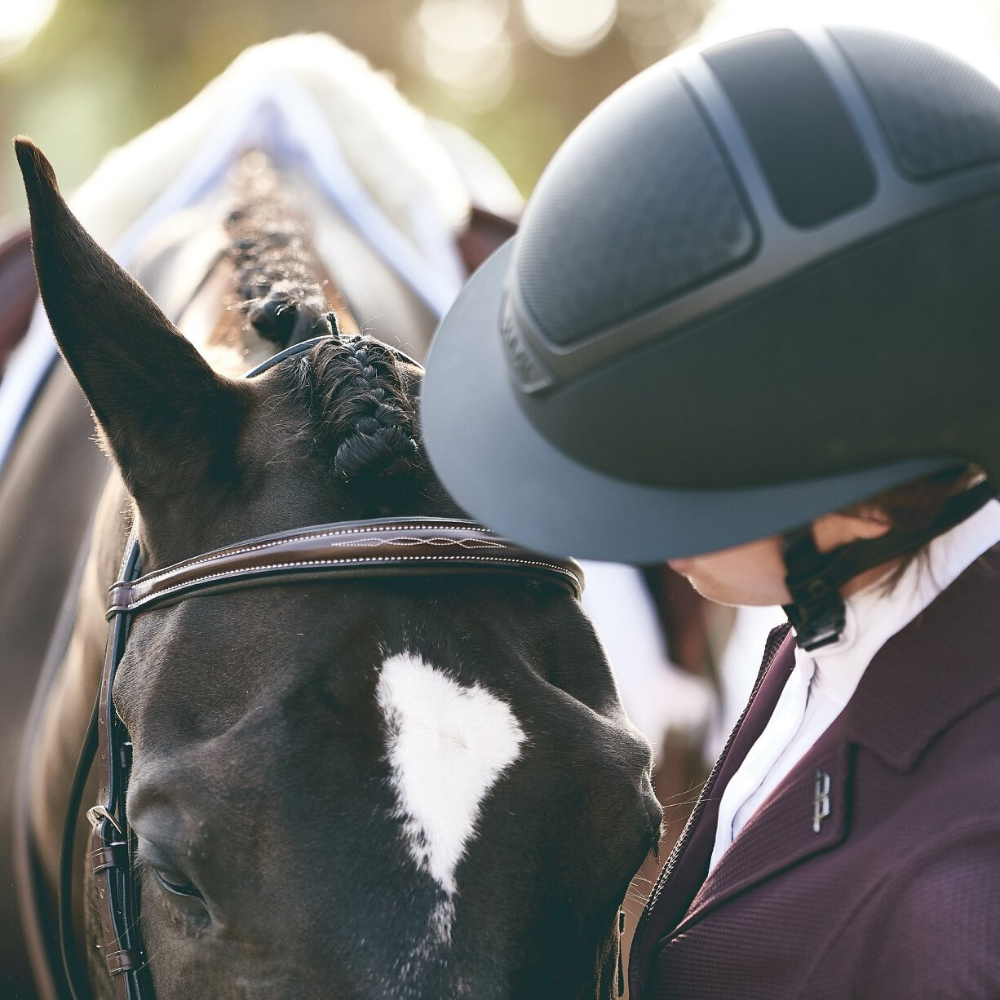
[226,152,426,490]
[227,152,335,346]
[304,336,422,484]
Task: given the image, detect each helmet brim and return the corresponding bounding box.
[421,241,951,563]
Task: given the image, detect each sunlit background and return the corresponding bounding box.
[2,0,1000,217]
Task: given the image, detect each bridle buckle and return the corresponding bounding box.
[86,804,123,836]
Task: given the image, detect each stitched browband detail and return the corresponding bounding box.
[107,520,584,615]
[109,554,580,614]
[128,521,503,590]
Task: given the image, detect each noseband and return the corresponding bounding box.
[60,338,584,1000]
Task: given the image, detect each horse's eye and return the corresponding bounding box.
[135,836,205,902]
[152,867,203,900]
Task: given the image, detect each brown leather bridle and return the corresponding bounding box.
[59,338,584,1000]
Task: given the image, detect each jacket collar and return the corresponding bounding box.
[846,542,1000,772]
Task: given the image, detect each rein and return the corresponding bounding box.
[59,337,584,1000]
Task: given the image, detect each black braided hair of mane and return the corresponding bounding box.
[224,154,423,488]
[306,327,423,484]
[227,153,336,347]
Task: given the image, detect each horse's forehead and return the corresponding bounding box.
[120,598,640,807]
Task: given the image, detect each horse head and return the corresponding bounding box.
[17,138,661,1000]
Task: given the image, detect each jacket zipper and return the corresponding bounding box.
[630,623,792,990]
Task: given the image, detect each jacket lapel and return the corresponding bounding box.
[844,547,1000,770]
[675,739,850,933]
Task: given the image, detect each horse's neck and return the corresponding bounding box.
[286,162,440,360]
[131,167,301,376]
[132,154,440,372]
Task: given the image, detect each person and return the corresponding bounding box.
[420,23,1000,998]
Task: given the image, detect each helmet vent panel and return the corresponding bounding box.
[514,67,757,347]
[831,26,1000,181]
[704,29,876,228]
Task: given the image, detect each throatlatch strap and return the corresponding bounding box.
[783,480,995,650]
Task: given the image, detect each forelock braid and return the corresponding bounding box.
[310,335,421,483]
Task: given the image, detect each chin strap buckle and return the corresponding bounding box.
[783,599,844,651]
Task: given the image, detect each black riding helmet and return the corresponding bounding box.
[421,25,1000,646]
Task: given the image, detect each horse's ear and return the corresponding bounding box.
[14,137,245,504]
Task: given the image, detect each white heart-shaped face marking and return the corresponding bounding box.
[377,652,526,903]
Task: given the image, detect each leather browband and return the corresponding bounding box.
[107,517,584,617]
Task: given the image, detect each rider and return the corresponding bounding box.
[421,24,1000,998]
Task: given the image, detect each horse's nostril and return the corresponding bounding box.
[643,785,664,845]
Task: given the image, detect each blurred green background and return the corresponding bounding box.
[0,0,714,218]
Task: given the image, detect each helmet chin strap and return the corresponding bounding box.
[782,481,996,651]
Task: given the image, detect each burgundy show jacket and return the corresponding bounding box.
[630,545,1000,999]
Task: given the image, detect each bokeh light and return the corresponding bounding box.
[409,0,513,107]
[618,0,707,67]
[521,0,618,57]
[0,0,57,61]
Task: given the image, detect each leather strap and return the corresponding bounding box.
[107,517,584,616]
[86,541,146,1000]
[105,950,140,977]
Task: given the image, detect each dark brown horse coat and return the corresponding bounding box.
[630,545,1000,999]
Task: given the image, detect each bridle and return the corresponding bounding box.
[59,337,584,1000]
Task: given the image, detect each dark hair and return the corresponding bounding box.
[842,464,986,587]
[224,154,424,493]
